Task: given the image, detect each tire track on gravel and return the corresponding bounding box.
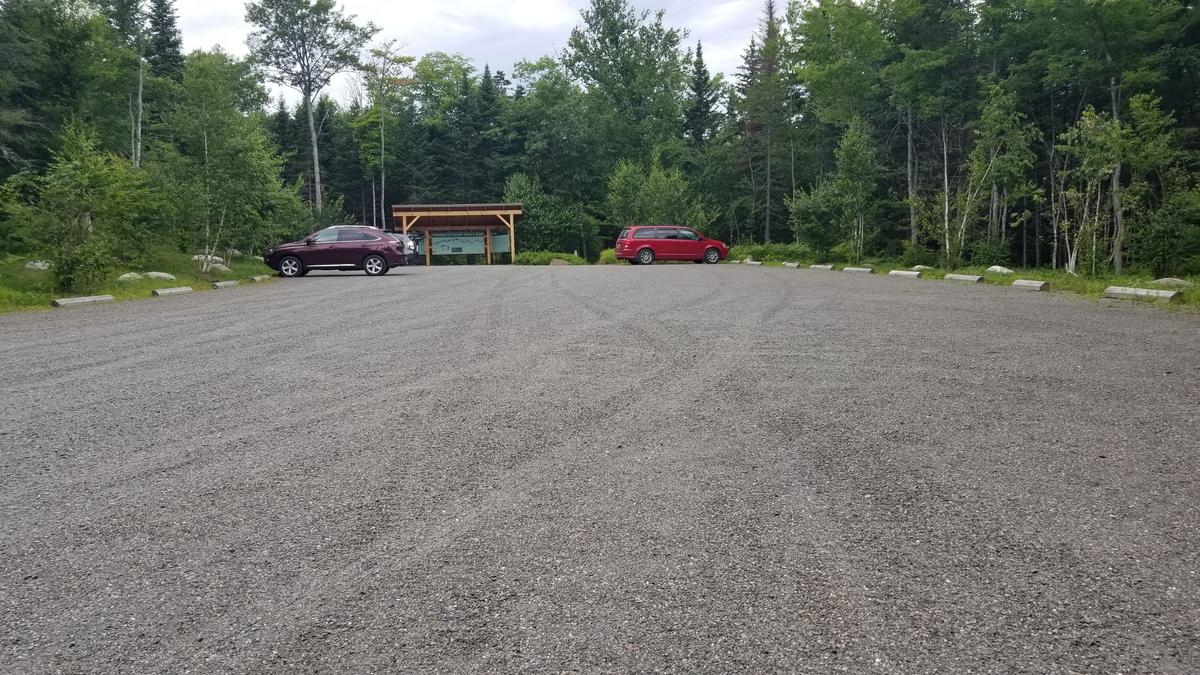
[166,267,730,666]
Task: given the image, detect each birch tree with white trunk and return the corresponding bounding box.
[246,0,377,214]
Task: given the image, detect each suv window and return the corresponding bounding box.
[632,228,657,239]
[338,229,374,241]
[312,229,339,243]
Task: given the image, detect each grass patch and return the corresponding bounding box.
[729,243,815,263]
[513,251,587,265]
[0,252,273,314]
[952,266,1199,307]
[767,259,1198,308]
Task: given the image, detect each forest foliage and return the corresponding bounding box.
[1,0,1198,290]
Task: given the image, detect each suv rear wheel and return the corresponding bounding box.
[363,254,388,276]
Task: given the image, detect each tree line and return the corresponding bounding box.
[2,0,1198,289]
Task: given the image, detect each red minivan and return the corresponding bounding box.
[614,226,730,265]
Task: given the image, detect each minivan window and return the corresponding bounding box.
[658,228,680,239]
[633,228,657,239]
[617,228,630,240]
[677,229,699,240]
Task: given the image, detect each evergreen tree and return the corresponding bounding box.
[475,64,505,199]
[268,95,293,152]
[146,0,184,81]
[684,42,719,147]
[739,0,791,242]
[99,0,144,46]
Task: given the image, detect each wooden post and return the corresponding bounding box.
[485,229,492,265]
[403,214,421,235]
[507,215,516,263]
[424,226,431,266]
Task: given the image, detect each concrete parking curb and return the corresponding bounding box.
[1103,286,1179,302]
[782,262,798,268]
[249,275,272,283]
[809,264,834,270]
[51,295,114,307]
[843,267,873,274]
[945,273,983,283]
[212,281,239,289]
[152,287,193,297]
[1013,279,1048,292]
[745,260,763,266]
[889,270,921,278]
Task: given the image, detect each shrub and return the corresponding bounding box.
[598,248,618,264]
[899,240,940,267]
[54,231,113,292]
[513,251,587,265]
[968,238,1014,266]
[728,242,815,263]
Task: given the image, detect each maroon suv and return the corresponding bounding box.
[615,225,729,265]
[265,226,407,277]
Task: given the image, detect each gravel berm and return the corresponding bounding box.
[1,265,1197,673]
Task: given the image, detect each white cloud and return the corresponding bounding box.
[177,0,762,101]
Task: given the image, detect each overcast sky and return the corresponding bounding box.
[177,0,762,101]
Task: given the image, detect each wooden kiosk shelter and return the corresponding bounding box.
[392,203,522,265]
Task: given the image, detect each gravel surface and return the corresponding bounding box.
[2,265,1198,673]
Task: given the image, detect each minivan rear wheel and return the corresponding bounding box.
[637,248,655,265]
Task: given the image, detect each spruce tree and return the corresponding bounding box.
[268,95,293,153]
[146,0,184,81]
[475,64,504,199]
[684,41,718,147]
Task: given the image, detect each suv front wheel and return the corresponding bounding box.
[279,256,303,277]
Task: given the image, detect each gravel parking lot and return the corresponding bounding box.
[2,265,1197,673]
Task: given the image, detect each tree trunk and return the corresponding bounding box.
[1000,188,1008,244]
[746,151,758,243]
[764,124,772,243]
[1034,211,1041,267]
[1109,77,1125,274]
[907,108,917,251]
[134,55,143,169]
[202,129,210,270]
[380,100,386,229]
[129,95,135,164]
[988,182,997,243]
[941,117,950,265]
[789,136,795,197]
[1022,213,1028,267]
[305,92,324,212]
[1049,144,1058,269]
